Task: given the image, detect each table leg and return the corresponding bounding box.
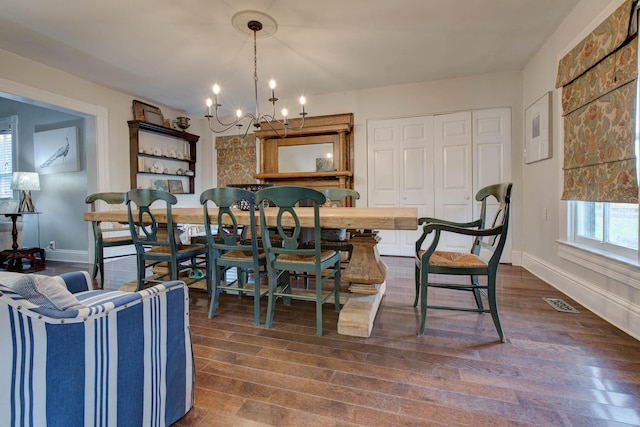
[341,235,388,285]
[4,214,23,270]
[337,234,388,337]
[2,213,45,271]
[10,214,19,252]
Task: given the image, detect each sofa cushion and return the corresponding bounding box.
[8,274,86,311]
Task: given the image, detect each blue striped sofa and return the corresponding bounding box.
[0,271,194,427]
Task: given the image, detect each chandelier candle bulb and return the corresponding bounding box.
[212,84,221,108]
[268,80,278,103]
[300,96,307,116]
[205,98,213,117]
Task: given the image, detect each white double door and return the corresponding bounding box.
[367,108,511,259]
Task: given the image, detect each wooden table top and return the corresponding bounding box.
[84,206,418,231]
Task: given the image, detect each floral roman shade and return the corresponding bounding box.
[215,134,257,187]
[556,0,639,203]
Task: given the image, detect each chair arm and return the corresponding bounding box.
[422,222,503,238]
[59,271,93,293]
[415,221,503,258]
[418,216,482,228]
[0,280,193,426]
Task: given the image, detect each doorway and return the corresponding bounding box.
[0,78,107,262]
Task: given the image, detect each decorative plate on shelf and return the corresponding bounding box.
[151,145,162,156]
[168,149,177,158]
[150,161,164,174]
[176,152,184,160]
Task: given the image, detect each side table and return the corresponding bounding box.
[1,212,46,272]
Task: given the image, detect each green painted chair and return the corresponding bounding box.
[255,185,342,336]
[317,187,360,258]
[125,189,210,292]
[200,187,268,325]
[414,182,512,342]
[85,192,134,289]
[300,188,360,286]
[320,188,359,208]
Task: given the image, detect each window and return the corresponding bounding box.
[572,201,639,261]
[0,116,16,199]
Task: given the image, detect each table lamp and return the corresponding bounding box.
[11,172,40,213]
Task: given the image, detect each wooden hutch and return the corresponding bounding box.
[254,113,354,195]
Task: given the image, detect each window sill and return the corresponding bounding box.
[557,240,640,290]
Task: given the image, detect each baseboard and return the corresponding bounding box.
[44,249,88,263]
[522,252,640,341]
[511,250,522,266]
[104,245,136,259]
[46,246,135,263]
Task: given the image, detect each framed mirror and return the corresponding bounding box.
[278,143,333,172]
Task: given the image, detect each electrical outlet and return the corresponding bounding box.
[48,241,56,250]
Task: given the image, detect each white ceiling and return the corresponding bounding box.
[0,0,581,116]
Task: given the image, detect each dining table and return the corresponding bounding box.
[84,206,418,337]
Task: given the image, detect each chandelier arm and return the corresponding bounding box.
[284,114,306,131]
[213,108,240,127]
[257,115,289,138]
[206,117,243,134]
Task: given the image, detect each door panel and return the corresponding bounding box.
[373,150,396,192]
[368,116,433,256]
[442,204,472,252]
[443,145,470,190]
[472,108,512,262]
[434,111,473,252]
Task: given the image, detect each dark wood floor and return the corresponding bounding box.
[39,257,640,426]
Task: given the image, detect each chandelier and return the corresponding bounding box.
[205,11,307,138]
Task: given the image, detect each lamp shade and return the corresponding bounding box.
[11,172,40,191]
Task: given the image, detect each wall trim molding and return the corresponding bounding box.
[522,251,640,341]
[45,249,89,263]
[511,250,522,266]
[557,242,640,290]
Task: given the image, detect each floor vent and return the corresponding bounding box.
[542,297,580,313]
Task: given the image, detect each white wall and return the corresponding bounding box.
[522,0,640,339]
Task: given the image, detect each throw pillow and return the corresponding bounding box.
[8,274,86,311]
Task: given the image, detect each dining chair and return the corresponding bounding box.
[414,182,512,342]
[200,187,267,325]
[85,192,135,288]
[125,189,210,292]
[255,185,342,336]
[301,188,360,285]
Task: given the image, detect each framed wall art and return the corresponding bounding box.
[152,179,168,192]
[132,99,165,124]
[524,91,552,164]
[168,179,184,194]
[34,126,80,174]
